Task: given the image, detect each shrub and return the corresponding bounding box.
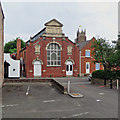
[92,70,104,79]
[115,70,120,79]
[92,69,120,80]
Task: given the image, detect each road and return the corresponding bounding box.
[2,77,118,118]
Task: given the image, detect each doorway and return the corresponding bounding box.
[66,61,73,76]
[34,61,42,77]
[4,61,10,78]
[86,62,90,74]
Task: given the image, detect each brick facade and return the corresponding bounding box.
[18,19,104,78]
[76,30,104,76]
[80,38,103,76]
[0,3,4,87]
[16,38,21,60]
[20,19,80,78]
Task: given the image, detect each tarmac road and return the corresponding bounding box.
[2,78,118,118]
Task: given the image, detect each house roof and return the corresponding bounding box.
[45,18,63,27]
[0,2,5,19]
[26,27,46,43]
[77,40,90,50]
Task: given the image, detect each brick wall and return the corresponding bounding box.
[81,38,104,76]
[0,4,4,87]
[22,37,79,78]
[16,38,21,60]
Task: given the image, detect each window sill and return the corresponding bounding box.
[35,52,40,54]
[47,65,61,67]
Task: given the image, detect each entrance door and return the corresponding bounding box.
[86,62,90,74]
[66,61,73,76]
[4,61,10,78]
[34,61,41,77]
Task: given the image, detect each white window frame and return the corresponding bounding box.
[85,50,90,57]
[47,43,61,66]
[96,63,100,70]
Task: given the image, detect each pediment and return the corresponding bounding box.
[45,19,63,27]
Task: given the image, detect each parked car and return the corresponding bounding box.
[88,74,92,81]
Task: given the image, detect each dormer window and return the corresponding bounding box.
[85,50,90,57]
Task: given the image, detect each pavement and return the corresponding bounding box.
[2,77,118,118]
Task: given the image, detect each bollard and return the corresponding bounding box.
[68,81,70,93]
[104,78,106,86]
[110,79,112,89]
[117,79,119,90]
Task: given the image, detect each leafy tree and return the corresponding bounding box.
[111,37,120,68]
[9,48,17,54]
[4,37,25,53]
[91,38,113,69]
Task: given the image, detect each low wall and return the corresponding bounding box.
[91,78,117,86]
[51,79,67,94]
[3,78,51,83]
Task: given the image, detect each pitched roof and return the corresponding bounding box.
[0,2,5,19]
[77,40,91,50]
[26,27,46,43]
[45,18,63,27]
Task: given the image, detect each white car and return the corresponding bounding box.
[88,74,92,81]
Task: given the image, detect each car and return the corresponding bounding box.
[88,74,92,81]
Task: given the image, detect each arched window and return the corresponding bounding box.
[47,43,61,66]
[35,44,40,54]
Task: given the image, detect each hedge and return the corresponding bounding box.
[92,70,120,80]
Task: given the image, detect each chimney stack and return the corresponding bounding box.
[16,38,21,60]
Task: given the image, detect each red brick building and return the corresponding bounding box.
[75,29,103,76]
[19,19,80,78]
[0,2,4,86]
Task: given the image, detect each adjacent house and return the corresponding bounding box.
[4,53,20,78]
[75,29,103,76]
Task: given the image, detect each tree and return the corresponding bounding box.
[4,38,25,54]
[110,37,120,68]
[91,38,113,69]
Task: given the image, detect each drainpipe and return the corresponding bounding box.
[80,50,81,77]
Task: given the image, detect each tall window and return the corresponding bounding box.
[85,50,90,57]
[96,63,100,70]
[47,43,61,66]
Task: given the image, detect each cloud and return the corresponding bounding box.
[2,2,118,45]
[1,0,119,2]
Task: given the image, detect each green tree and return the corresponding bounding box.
[4,37,25,53]
[91,38,113,69]
[110,37,120,67]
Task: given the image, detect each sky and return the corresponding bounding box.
[1,1,118,44]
